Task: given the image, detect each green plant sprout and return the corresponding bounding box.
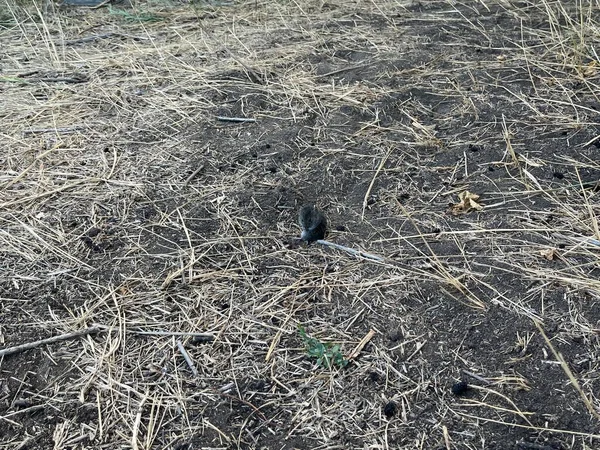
[298,325,348,369]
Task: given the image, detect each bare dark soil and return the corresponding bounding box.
[1,1,600,449]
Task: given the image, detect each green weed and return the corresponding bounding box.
[298,325,348,369]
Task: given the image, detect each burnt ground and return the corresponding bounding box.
[1,0,600,449]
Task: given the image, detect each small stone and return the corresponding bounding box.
[383,401,397,418]
[451,381,469,396]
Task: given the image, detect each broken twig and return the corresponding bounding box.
[184,164,205,186]
[0,325,107,357]
[176,339,199,377]
[317,239,384,262]
[348,329,376,360]
[216,116,256,123]
[462,370,493,385]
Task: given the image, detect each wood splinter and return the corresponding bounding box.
[348,329,377,360]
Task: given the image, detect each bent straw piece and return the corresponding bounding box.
[534,320,600,421]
